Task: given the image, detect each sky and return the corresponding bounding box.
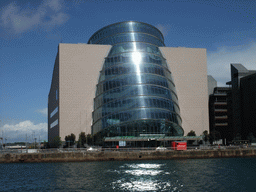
[0,0,255,143]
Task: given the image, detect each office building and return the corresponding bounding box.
[209,87,231,144]
[48,21,209,146]
[226,64,256,142]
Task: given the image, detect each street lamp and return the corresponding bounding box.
[5,138,7,149]
[0,137,2,149]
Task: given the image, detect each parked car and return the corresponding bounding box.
[156,147,168,151]
[87,147,100,152]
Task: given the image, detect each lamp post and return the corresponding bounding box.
[26,134,27,152]
[0,137,2,150]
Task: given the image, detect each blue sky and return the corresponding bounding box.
[0,0,255,143]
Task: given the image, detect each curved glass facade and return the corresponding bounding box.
[89,21,183,139]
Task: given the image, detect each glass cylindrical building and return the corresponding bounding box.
[88,21,184,139]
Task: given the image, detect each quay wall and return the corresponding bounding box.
[0,149,256,163]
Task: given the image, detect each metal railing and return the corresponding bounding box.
[0,145,255,154]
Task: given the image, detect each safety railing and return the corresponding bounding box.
[0,145,254,154]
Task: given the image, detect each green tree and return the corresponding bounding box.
[86,134,93,145]
[187,130,196,145]
[77,132,86,148]
[203,130,209,142]
[65,133,76,147]
[187,130,196,136]
[53,136,62,148]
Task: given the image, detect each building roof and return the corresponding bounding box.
[231,64,248,73]
[87,21,164,44]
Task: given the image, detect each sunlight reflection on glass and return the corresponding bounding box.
[130,21,146,114]
[132,51,142,65]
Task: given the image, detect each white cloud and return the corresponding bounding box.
[0,0,69,34]
[37,108,48,116]
[1,120,47,142]
[207,42,256,86]
[47,0,62,11]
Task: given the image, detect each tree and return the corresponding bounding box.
[53,136,62,148]
[77,132,86,148]
[65,133,76,147]
[187,130,196,136]
[87,134,93,145]
[187,130,196,145]
[77,133,94,147]
[202,130,209,142]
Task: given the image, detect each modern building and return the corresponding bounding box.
[209,87,231,144]
[226,64,256,142]
[207,75,217,96]
[48,21,209,146]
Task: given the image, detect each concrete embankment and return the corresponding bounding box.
[0,148,256,163]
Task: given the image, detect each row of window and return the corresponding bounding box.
[50,119,58,129]
[92,108,181,132]
[89,22,164,44]
[96,73,175,96]
[93,96,180,122]
[94,84,178,109]
[96,33,164,47]
[94,120,183,137]
[103,52,166,69]
[108,42,161,56]
[99,63,171,82]
[50,106,58,118]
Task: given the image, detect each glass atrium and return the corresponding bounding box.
[88,21,184,141]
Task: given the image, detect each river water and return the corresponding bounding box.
[1,157,256,191]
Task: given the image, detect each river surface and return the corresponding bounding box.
[1,157,256,191]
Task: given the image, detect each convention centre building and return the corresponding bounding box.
[48,21,208,146]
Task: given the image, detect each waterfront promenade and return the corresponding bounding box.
[1,146,256,163]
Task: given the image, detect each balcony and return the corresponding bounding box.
[215,123,228,126]
[215,116,228,120]
[214,102,227,105]
[214,93,227,96]
[214,109,227,112]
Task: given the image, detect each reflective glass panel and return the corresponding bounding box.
[89,21,183,137]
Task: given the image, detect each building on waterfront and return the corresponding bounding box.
[208,87,231,144]
[226,64,256,142]
[48,21,209,146]
[208,75,217,96]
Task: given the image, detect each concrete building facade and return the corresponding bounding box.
[48,21,209,145]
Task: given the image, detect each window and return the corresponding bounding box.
[50,106,58,118]
[50,119,58,129]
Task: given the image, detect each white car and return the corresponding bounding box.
[87,147,100,152]
[156,147,168,151]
